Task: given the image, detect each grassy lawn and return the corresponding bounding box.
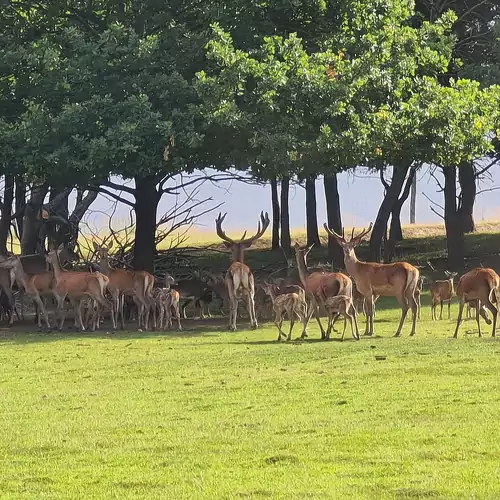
[1,299,500,499]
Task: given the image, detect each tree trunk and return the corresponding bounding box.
[305,176,321,247]
[0,174,14,254]
[46,186,70,249]
[323,174,344,268]
[270,176,280,250]
[21,184,48,255]
[443,166,464,271]
[457,161,476,233]
[280,176,291,253]
[67,190,98,251]
[132,176,160,272]
[14,175,26,241]
[369,165,410,261]
[409,175,416,224]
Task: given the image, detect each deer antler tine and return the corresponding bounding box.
[351,227,355,242]
[239,230,248,241]
[215,212,236,244]
[323,223,344,241]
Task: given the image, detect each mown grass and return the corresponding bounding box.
[1,297,500,499]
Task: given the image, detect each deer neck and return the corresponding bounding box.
[49,254,64,279]
[343,248,360,277]
[295,252,310,287]
[231,245,245,263]
[99,255,112,275]
[449,278,455,294]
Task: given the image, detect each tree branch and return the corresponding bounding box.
[422,192,444,211]
[93,187,134,207]
[379,169,390,191]
[101,180,136,195]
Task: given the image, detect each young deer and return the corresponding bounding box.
[324,295,359,341]
[93,242,154,331]
[324,223,419,337]
[453,268,500,338]
[293,243,353,340]
[262,282,307,341]
[162,274,182,330]
[46,245,110,331]
[430,271,458,320]
[215,211,270,331]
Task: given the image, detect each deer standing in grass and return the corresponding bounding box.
[93,242,154,330]
[0,254,52,330]
[453,268,500,338]
[293,242,353,340]
[430,271,458,320]
[46,245,110,331]
[324,295,359,341]
[157,274,181,330]
[262,282,307,341]
[215,211,270,331]
[324,223,419,337]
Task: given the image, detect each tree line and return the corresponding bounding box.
[1,0,499,272]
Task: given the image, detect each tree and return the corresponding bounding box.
[305,176,321,247]
[270,176,280,250]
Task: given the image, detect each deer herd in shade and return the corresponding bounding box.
[0,212,498,340]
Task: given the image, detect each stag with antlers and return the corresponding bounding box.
[215,211,270,331]
[324,223,419,337]
[293,242,354,340]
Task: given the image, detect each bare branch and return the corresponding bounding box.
[476,186,500,196]
[379,169,390,191]
[101,180,135,195]
[429,206,445,220]
[94,187,135,207]
[474,157,499,179]
[428,168,444,193]
[422,192,444,211]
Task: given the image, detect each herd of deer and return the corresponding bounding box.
[0,211,498,341]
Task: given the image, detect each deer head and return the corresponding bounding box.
[215,211,270,263]
[165,274,177,287]
[444,271,458,280]
[323,223,373,258]
[93,240,114,260]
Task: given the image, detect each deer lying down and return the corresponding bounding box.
[324,295,360,341]
[262,283,307,341]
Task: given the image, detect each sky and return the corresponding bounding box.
[80,163,500,236]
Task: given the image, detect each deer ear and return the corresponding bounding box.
[92,241,100,251]
[107,241,113,251]
[222,241,232,249]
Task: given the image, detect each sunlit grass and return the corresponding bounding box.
[1,298,500,499]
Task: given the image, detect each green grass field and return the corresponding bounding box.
[1,298,500,499]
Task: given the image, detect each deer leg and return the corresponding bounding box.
[301,300,316,338]
[313,301,327,340]
[484,298,498,337]
[476,299,482,338]
[452,298,466,338]
[246,292,258,329]
[439,300,444,320]
[364,298,375,336]
[287,310,295,341]
[407,289,418,337]
[448,300,451,320]
[274,309,284,341]
[228,296,238,331]
[394,294,410,337]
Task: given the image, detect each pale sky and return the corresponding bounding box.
[79,163,500,237]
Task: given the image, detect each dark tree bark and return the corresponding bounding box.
[384,166,417,263]
[0,174,14,254]
[280,176,291,253]
[270,176,280,250]
[305,176,321,247]
[323,174,344,268]
[369,165,410,262]
[457,161,476,233]
[14,176,26,242]
[132,176,160,272]
[443,166,464,271]
[21,184,49,255]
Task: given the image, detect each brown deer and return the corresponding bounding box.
[324,295,359,341]
[46,245,111,331]
[93,242,154,330]
[415,277,423,320]
[215,211,270,331]
[0,254,52,330]
[161,274,182,330]
[430,271,458,320]
[453,268,500,338]
[324,223,419,337]
[262,282,307,341]
[293,242,353,340]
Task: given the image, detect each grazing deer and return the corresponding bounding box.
[324,223,419,337]
[46,245,111,331]
[453,268,500,338]
[430,271,458,320]
[93,242,154,330]
[0,254,52,330]
[293,242,353,340]
[262,282,307,341]
[324,295,359,341]
[215,211,270,331]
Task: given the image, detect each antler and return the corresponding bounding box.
[239,211,270,245]
[323,223,345,241]
[351,223,373,244]
[215,212,237,244]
